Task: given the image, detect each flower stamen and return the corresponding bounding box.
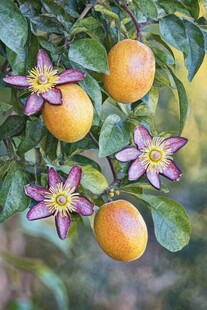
[139,136,173,173]
[44,183,79,217]
[27,65,59,95]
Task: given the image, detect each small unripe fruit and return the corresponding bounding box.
[103,39,155,104]
[94,200,148,262]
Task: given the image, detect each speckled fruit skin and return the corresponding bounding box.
[42,84,93,143]
[94,200,148,262]
[103,39,155,104]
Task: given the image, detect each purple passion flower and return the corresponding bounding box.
[3,49,85,116]
[24,166,94,240]
[115,125,188,190]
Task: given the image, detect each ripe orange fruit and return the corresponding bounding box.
[42,84,93,142]
[103,39,155,104]
[94,200,148,262]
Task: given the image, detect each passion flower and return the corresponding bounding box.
[24,166,94,240]
[3,49,85,116]
[115,125,188,189]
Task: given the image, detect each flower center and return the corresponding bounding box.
[139,137,173,173]
[27,65,59,95]
[38,75,48,84]
[44,183,79,217]
[57,195,67,205]
[149,150,162,162]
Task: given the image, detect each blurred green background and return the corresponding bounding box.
[0,51,207,310]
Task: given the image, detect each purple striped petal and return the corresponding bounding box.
[42,88,62,105]
[146,169,161,190]
[48,168,62,188]
[55,213,71,240]
[64,166,82,193]
[163,137,188,153]
[115,147,141,162]
[37,49,53,71]
[24,93,44,116]
[3,76,29,87]
[161,160,182,181]
[25,184,49,201]
[73,196,94,216]
[27,201,52,220]
[134,125,152,151]
[56,69,86,85]
[128,158,146,181]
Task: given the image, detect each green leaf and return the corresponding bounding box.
[151,47,175,65]
[138,194,191,252]
[159,15,188,54]
[168,67,189,134]
[0,165,30,222]
[180,0,200,19]
[184,20,205,81]
[79,72,102,117]
[0,0,28,53]
[0,252,69,310]
[40,0,73,30]
[136,0,158,19]
[17,118,47,154]
[55,165,108,195]
[41,131,58,161]
[81,166,108,195]
[30,16,64,34]
[99,114,130,157]
[141,87,159,114]
[70,16,102,36]
[94,4,120,20]
[0,115,26,141]
[0,102,12,112]
[69,39,109,74]
[6,46,27,75]
[154,70,170,87]
[157,0,191,16]
[61,136,97,157]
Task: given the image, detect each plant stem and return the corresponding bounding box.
[114,0,142,41]
[88,132,119,184]
[77,1,97,22]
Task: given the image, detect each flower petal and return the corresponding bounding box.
[24,93,44,116]
[161,160,182,181]
[27,201,52,220]
[25,184,49,201]
[73,196,94,216]
[128,158,146,181]
[55,213,71,240]
[48,168,62,188]
[37,49,53,71]
[163,137,188,153]
[64,166,82,192]
[3,76,30,87]
[134,125,152,151]
[115,147,141,162]
[56,69,86,85]
[146,169,161,190]
[42,88,62,105]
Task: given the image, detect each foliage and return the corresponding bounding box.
[0,0,206,262]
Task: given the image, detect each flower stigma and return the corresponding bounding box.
[44,183,79,217]
[139,136,173,173]
[27,65,59,95]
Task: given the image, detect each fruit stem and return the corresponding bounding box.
[77,1,97,22]
[88,132,119,184]
[114,0,142,41]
